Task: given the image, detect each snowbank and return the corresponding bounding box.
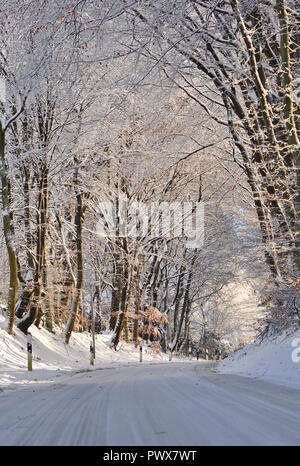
[216,327,300,389]
[0,315,176,391]
[3,312,299,394]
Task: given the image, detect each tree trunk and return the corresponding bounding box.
[109,245,123,331]
[170,254,196,352]
[65,187,84,344]
[133,260,141,347]
[276,0,300,271]
[0,125,18,335]
[111,237,131,350]
[18,169,49,334]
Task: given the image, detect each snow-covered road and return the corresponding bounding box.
[0,361,299,446]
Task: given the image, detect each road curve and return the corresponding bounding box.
[0,361,299,446]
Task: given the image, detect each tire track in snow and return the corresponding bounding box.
[0,362,299,446]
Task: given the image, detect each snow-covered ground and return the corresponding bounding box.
[1,315,300,446]
[217,327,300,389]
[1,358,300,446]
[1,313,300,393]
[0,315,176,392]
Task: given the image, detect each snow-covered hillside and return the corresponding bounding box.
[0,315,172,391]
[1,311,300,393]
[216,327,300,389]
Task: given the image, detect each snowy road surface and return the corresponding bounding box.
[0,361,299,446]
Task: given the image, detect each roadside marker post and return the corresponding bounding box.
[27,334,32,371]
[139,343,143,362]
[90,340,94,365]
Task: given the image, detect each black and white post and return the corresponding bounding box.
[27,334,32,371]
[139,342,143,363]
[90,339,94,365]
[90,286,96,366]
